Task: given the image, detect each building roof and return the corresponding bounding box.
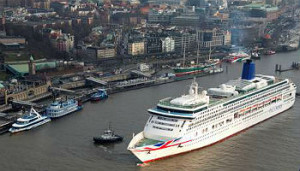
[5,62,57,76]
[244,3,279,12]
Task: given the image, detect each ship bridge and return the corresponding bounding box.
[149,79,209,119]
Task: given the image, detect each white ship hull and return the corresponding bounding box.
[128,84,296,163]
[9,118,51,133]
[47,106,80,118]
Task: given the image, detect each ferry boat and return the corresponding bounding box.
[91,89,108,101]
[46,98,82,118]
[128,60,296,164]
[9,108,51,133]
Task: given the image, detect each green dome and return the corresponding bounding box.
[30,55,34,61]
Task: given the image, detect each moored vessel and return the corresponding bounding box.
[9,108,51,133]
[128,60,296,164]
[173,43,221,77]
[46,98,82,118]
[91,89,108,101]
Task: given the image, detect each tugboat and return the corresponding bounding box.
[93,123,123,143]
[9,108,51,133]
[90,89,108,101]
[251,51,260,59]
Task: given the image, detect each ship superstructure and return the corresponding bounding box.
[128,60,296,164]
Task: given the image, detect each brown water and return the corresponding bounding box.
[0,51,300,171]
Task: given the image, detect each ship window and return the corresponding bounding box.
[156,106,192,114]
[153,126,173,131]
[157,116,178,122]
[148,116,153,123]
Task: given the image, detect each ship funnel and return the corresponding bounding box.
[241,59,255,80]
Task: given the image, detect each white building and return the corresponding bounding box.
[161,37,175,53]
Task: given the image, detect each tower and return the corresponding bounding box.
[28,55,36,75]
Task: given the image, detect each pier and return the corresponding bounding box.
[275,62,299,72]
[49,87,76,94]
[86,77,108,86]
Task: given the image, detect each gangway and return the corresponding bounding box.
[86,77,108,86]
[11,100,41,108]
[131,70,152,78]
[49,87,75,94]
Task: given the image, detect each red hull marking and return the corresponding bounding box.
[135,140,191,152]
[175,70,203,77]
[142,107,293,164]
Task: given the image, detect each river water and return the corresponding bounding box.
[0,51,299,171]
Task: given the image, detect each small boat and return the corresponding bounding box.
[91,89,108,101]
[264,50,276,55]
[9,108,51,133]
[251,51,260,59]
[46,98,82,118]
[93,124,123,143]
[225,51,250,63]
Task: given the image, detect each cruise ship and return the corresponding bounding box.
[9,108,51,133]
[46,98,82,118]
[128,60,296,164]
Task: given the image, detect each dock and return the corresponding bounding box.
[275,62,300,72]
[0,113,16,134]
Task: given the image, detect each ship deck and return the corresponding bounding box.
[158,77,283,110]
[208,77,282,107]
[158,97,206,109]
[136,138,163,147]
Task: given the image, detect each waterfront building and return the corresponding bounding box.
[5,60,57,77]
[148,0,180,5]
[0,0,5,12]
[243,3,280,21]
[85,46,97,61]
[31,0,51,9]
[6,0,22,7]
[148,10,175,24]
[231,24,265,46]
[97,46,116,59]
[173,32,197,52]
[0,36,26,45]
[161,37,175,53]
[0,36,26,50]
[171,14,201,27]
[128,40,145,56]
[50,32,74,53]
[197,28,231,48]
[265,0,282,6]
[146,35,162,54]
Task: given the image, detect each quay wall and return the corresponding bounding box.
[5,81,51,105]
